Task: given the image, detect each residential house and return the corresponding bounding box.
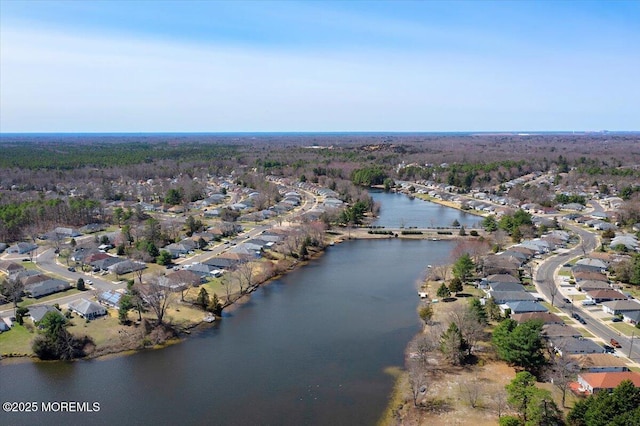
[25,279,71,298]
[164,243,190,258]
[509,246,536,257]
[11,269,43,282]
[577,372,640,394]
[487,282,526,293]
[203,209,220,218]
[483,255,521,276]
[590,211,609,220]
[586,289,628,304]
[98,290,122,308]
[160,270,202,292]
[259,233,283,243]
[503,301,548,314]
[80,223,106,234]
[576,280,611,292]
[489,291,537,304]
[229,244,262,258]
[7,242,38,254]
[28,305,63,324]
[520,239,551,253]
[85,252,111,264]
[622,310,640,325]
[0,261,25,275]
[601,300,640,315]
[593,222,616,231]
[511,312,564,325]
[500,250,529,264]
[108,260,146,275]
[204,257,239,270]
[552,337,604,356]
[53,227,82,238]
[542,324,582,339]
[22,274,50,286]
[91,256,126,271]
[569,354,629,373]
[610,235,639,252]
[486,274,521,284]
[573,271,609,283]
[68,299,107,320]
[185,262,223,278]
[572,264,606,275]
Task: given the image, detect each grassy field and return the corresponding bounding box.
[0,323,35,356]
[164,302,209,329]
[541,302,562,314]
[610,322,639,337]
[575,327,595,338]
[20,261,41,271]
[69,310,125,347]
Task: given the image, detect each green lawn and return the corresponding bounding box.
[201,278,238,301]
[68,310,125,347]
[461,285,484,298]
[610,322,639,337]
[558,269,572,277]
[572,294,587,301]
[19,261,40,271]
[575,327,595,338]
[0,323,36,356]
[541,302,562,313]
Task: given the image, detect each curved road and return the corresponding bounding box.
[534,224,640,362]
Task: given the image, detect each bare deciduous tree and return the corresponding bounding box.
[236,260,256,294]
[1,277,24,317]
[489,385,509,419]
[459,373,484,408]
[544,278,560,307]
[138,277,173,326]
[432,264,450,282]
[220,274,234,305]
[408,362,431,408]
[546,351,576,408]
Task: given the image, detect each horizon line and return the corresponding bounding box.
[1,130,638,136]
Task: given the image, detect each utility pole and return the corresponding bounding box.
[629,331,636,359]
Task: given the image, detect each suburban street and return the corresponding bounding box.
[534,223,640,363]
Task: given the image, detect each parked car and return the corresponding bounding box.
[572,313,587,324]
[611,317,622,322]
[582,299,596,306]
[563,298,571,304]
[610,338,622,348]
[603,344,615,353]
[67,267,76,272]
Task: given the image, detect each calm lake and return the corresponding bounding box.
[0,194,458,426]
[370,190,481,229]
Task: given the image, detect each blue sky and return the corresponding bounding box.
[1,0,639,132]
